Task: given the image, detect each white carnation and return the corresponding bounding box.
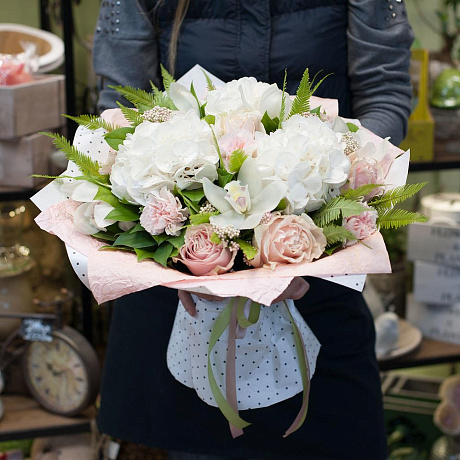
[110,113,219,205]
[255,115,350,213]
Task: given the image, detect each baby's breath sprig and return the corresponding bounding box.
[142,106,173,123]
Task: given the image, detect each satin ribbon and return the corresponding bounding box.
[207,297,310,438]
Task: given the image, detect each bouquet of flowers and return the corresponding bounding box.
[32,65,426,437]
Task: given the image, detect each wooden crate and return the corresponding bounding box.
[0,75,65,139]
[0,132,55,188]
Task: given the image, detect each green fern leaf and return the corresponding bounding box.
[377,208,428,230]
[278,69,288,128]
[341,184,383,201]
[108,85,155,111]
[228,149,247,173]
[369,182,427,211]
[202,70,216,91]
[160,64,175,92]
[312,197,366,227]
[41,132,101,178]
[63,114,116,132]
[322,225,356,245]
[116,102,144,127]
[150,80,177,109]
[289,68,311,117]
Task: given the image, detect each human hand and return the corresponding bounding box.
[178,277,309,317]
[178,290,224,317]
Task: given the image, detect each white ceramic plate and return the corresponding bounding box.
[377,319,422,361]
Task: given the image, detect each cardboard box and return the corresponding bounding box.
[0,132,54,188]
[0,75,65,139]
[414,261,460,305]
[407,222,460,268]
[406,294,460,345]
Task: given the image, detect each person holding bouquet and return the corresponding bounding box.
[92,1,414,458]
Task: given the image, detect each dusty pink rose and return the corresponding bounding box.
[343,209,378,247]
[140,187,188,236]
[249,214,326,269]
[101,108,132,128]
[176,224,235,276]
[347,157,384,199]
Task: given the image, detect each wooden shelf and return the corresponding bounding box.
[0,396,96,441]
[379,337,460,371]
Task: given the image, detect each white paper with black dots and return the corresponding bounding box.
[167,297,320,410]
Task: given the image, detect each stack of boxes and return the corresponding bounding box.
[0,74,65,189]
[406,194,460,345]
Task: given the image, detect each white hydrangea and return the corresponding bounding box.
[206,77,291,121]
[110,112,219,205]
[254,115,350,213]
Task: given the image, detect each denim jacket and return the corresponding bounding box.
[93,0,414,145]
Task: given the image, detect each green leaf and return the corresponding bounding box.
[135,247,157,262]
[369,183,428,211]
[40,132,102,178]
[108,85,156,111]
[168,231,186,249]
[312,197,366,228]
[278,69,288,128]
[113,230,156,248]
[189,82,206,118]
[210,127,228,173]
[202,70,216,91]
[129,223,145,233]
[289,69,331,118]
[92,232,117,242]
[190,212,219,225]
[104,127,135,150]
[94,188,140,221]
[217,168,235,188]
[346,122,360,133]
[377,209,428,230]
[204,114,215,125]
[63,114,116,132]
[310,106,322,116]
[274,198,288,212]
[324,243,342,255]
[210,232,222,244]
[153,242,174,267]
[228,149,247,174]
[341,184,383,201]
[149,80,176,110]
[160,64,175,92]
[322,225,356,246]
[261,111,279,134]
[116,102,144,127]
[236,239,257,260]
[179,188,205,203]
[105,207,139,222]
[99,245,135,253]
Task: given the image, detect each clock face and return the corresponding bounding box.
[24,338,89,414]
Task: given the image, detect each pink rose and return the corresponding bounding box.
[249,214,326,269]
[176,224,236,276]
[347,158,384,199]
[101,108,132,128]
[343,209,378,246]
[140,187,188,236]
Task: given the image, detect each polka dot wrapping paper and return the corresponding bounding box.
[167,297,320,410]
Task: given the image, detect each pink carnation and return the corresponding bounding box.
[140,187,188,236]
[218,130,256,170]
[343,209,378,247]
[347,157,384,199]
[175,224,235,276]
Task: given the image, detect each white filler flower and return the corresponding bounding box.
[255,115,350,213]
[110,112,219,205]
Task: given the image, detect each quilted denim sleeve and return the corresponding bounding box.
[93,0,161,112]
[348,0,415,145]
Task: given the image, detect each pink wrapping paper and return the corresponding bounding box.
[35,199,391,305]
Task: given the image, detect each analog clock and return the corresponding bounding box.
[23,326,101,416]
